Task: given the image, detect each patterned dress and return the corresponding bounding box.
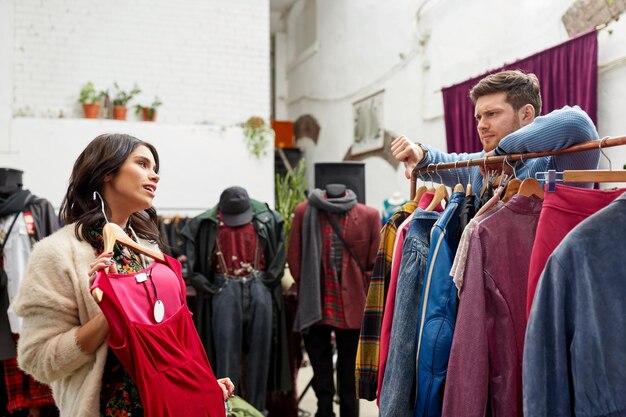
[91,226,145,417]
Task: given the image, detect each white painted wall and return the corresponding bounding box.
[0,0,275,214]
[8,0,269,125]
[2,119,274,217]
[283,0,626,210]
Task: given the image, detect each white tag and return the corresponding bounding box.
[153,299,164,323]
[135,272,148,283]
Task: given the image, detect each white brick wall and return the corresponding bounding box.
[11,0,270,124]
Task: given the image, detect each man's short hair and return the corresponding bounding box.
[469,70,542,115]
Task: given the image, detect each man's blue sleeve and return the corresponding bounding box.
[493,106,598,155]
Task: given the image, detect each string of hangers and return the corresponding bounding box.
[410,135,626,199]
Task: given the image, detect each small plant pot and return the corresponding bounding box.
[142,107,157,122]
[113,106,128,120]
[82,103,100,119]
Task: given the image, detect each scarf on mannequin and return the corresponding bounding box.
[0,188,32,218]
[293,188,357,332]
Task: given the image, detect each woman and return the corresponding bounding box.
[12,133,234,416]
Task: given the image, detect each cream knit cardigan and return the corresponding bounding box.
[12,224,157,417]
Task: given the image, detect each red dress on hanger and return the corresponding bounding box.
[92,255,225,417]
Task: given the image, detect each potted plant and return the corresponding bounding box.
[275,159,307,291]
[242,116,274,158]
[79,82,104,119]
[111,82,141,120]
[135,97,162,122]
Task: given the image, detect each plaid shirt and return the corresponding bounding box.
[355,200,418,400]
[2,335,55,413]
[318,212,349,328]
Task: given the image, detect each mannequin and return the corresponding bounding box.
[288,184,380,417]
[0,168,23,193]
[182,186,290,414]
[0,168,58,416]
[382,192,407,224]
[325,183,346,198]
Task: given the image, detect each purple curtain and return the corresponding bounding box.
[442,30,598,154]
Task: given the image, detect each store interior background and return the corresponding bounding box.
[1,0,626,216]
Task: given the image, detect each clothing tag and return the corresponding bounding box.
[153,299,164,323]
[135,272,148,283]
[23,211,35,236]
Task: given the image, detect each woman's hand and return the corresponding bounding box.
[88,251,117,285]
[217,377,235,401]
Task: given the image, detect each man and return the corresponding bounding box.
[391,70,600,191]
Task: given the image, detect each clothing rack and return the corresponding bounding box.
[410,136,626,199]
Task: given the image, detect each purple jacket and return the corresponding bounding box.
[442,195,542,417]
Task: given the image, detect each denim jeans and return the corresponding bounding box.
[414,192,464,417]
[211,272,272,413]
[379,210,440,417]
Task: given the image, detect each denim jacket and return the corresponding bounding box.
[414,192,465,417]
[379,210,440,417]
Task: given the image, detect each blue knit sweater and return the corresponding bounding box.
[417,106,600,192]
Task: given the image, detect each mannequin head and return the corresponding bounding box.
[0,168,24,195]
[325,183,347,198]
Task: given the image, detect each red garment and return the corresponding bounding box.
[526,184,626,317]
[319,213,349,328]
[213,214,265,276]
[3,336,54,413]
[288,202,381,330]
[92,255,225,417]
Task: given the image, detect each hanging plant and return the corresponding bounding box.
[242,116,274,159]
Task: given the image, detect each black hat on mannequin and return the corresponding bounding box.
[218,186,253,227]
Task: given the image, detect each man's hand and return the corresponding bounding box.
[391,135,424,179]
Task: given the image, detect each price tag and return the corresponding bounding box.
[154,300,164,323]
[135,272,148,283]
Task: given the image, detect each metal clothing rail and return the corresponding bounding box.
[410,136,626,200]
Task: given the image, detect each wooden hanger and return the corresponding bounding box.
[414,185,427,203]
[463,159,473,196]
[517,177,544,199]
[452,161,465,194]
[426,164,450,211]
[92,223,165,303]
[562,170,626,183]
[90,192,164,302]
[426,183,449,211]
[102,222,164,262]
[537,142,626,191]
[502,178,521,202]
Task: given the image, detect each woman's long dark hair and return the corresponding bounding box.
[59,133,165,250]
